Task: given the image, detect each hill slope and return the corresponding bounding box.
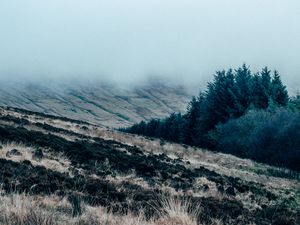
[0,107,299,225]
[0,80,193,127]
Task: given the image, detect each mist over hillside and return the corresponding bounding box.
[1,0,300,93]
[0,78,196,127]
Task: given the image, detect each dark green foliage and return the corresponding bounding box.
[233,64,252,116]
[261,67,272,96]
[123,65,299,171]
[271,70,289,106]
[183,96,202,144]
[252,73,269,109]
[288,94,300,112]
[204,69,237,129]
[211,109,300,171]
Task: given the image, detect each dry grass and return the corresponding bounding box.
[106,171,151,190]
[0,192,210,225]
[0,193,58,225]
[93,131,300,189]
[0,142,71,174]
[156,196,200,225]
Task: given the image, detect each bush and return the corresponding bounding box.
[211,109,300,171]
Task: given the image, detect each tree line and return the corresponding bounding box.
[121,65,300,171]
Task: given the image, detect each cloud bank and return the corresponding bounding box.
[0,0,299,90]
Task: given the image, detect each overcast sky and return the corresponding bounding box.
[0,0,299,90]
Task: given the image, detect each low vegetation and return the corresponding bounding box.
[0,107,299,224]
[0,193,204,225]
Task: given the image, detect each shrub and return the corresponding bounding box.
[211,109,300,171]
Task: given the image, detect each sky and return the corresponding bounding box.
[0,0,299,90]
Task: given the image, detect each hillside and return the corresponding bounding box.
[123,65,300,173]
[0,107,299,225]
[0,80,193,127]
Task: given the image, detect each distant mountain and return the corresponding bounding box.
[0,80,194,127]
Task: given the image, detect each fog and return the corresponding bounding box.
[0,0,300,91]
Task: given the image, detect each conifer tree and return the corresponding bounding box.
[205,69,237,125]
[123,64,292,151]
[261,67,272,96]
[288,94,300,112]
[252,73,269,109]
[183,96,201,145]
[271,70,289,106]
[234,64,252,116]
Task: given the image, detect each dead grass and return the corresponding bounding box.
[0,193,58,225]
[156,196,200,225]
[0,192,210,225]
[106,171,151,190]
[96,131,300,189]
[0,142,71,174]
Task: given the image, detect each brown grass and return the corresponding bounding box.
[156,196,200,225]
[0,192,211,225]
[0,142,71,174]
